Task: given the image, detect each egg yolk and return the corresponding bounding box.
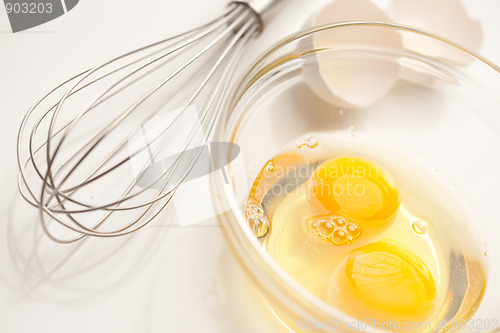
[338,240,436,321]
[248,151,304,204]
[308,157,399,240]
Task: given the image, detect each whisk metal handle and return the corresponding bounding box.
[231,0,283,29]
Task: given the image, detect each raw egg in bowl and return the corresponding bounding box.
[212,22,500,333]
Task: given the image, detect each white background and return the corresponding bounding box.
[0,1,499,332]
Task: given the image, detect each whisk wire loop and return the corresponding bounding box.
[17,2,262,243]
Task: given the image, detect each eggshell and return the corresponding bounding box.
[303,0,404,109]
[388,0,483,65]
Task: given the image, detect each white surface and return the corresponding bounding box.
[0,1,499,332]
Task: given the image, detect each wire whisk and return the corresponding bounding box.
[17,0,281,243]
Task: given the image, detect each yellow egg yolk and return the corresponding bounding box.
[307,157,399,243]
[337,240,436,322]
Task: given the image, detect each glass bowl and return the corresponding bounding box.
[212,22,500,333]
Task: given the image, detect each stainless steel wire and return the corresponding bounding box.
[17,3,262,243]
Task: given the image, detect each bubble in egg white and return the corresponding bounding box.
[246,204,263,217]
[412,219,430,234]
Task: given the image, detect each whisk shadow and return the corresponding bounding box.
[0,193,167,305]
[202,247,290,332]
[142,226,288,333]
